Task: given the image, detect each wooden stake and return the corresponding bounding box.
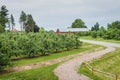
[115,74,118,80]
[92,67,94,75]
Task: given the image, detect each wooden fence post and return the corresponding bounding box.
[92,58,95,65]
[115,74,118,80]
[92,67,94,75]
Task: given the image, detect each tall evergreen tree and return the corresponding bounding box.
[91,22,99,31]
[19,11,26,31]
[10,14,15,30]
[0,5,9,31]
[25,14,35,32]
[7,19,11,30]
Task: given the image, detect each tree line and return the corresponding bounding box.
[71,19,120,40]
[0,5,39,33]
[72,20,120,40]
[89,21,120,40]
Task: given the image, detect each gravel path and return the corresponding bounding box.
[54,40,120,80]
[5,45,100,74]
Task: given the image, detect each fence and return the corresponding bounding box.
[83,62,120,80]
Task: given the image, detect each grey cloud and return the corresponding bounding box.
[1,0,120,30]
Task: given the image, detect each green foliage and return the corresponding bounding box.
[13,42,94,67]
[25,14,35,32]
[91,31,97,38]
[79,31,90,36]
[0,54,11,71]
[19,11,39,32]
[91,22,99,31]
[0,31,82,58]
[102,21,120,40]
[107,21,120,29]
[0,24,4,33]
[19,11,27,31]
[71,18,87,28]
[97,26,106,37]
[103,28,120,40]
[0,31,82,70]
[0,44,100,80]
[10,14,15,30]
[0,5,9,31]
[89,21,120,40]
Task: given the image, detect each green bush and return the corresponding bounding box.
[91,31,97,38]
[0,24,4,33]
[0,54,11,70]
[0,31,82,58]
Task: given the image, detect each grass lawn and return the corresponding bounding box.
[79,48,120,80]
[0,64,59,80]
[80,36,120,44]
[13,42,101,67]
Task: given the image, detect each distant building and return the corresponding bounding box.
[11,29,20,32]
[56,28,89,34]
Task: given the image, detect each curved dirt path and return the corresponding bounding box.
[4,45,100,75]
[54,40,120,80]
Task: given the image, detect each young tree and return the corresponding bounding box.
[91,31,97,38]
[10,14,15,30]
[71,18,87,28]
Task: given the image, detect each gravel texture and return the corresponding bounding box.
[54,40,120,80]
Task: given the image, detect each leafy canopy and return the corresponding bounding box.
[71,19,87,28]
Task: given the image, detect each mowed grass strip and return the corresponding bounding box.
[13,42,101,67]
[79,48,120,80]
[0,64,59,80]
[81,36,120,44]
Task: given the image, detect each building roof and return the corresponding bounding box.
[57,28,89,32]
[11,29,20,32]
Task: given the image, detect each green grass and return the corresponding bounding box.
[81,36,120,44]
[0,64,59,80]
[13,42,101,67]
[79,48,120,80]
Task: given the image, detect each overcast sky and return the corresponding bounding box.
[1,0,120,31]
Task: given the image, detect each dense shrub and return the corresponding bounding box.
[103,29,120,40]
[0,31,82,70]
[89,21,120,40]
[79,31,90,36]
[0,54,11,71]
[90,31,97,38]
[0,31,82,58]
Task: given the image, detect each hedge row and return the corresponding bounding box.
[0,31,82,58]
